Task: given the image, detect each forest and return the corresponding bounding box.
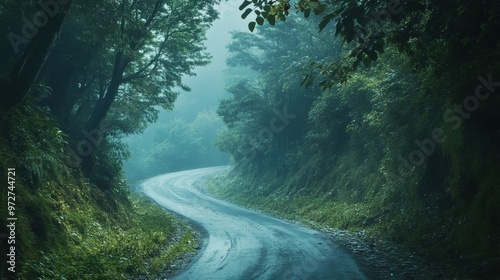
[213,0,500,273]
[1,0,500,279]
[0,0,219,278]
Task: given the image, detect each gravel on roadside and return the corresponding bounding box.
[136,209,206,280]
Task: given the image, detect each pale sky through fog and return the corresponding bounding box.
[171,1,250,118]
[124,2,251,146]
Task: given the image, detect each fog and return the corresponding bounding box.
[123,2,248,182]
[1,1,498,278]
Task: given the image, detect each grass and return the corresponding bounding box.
[2,185,197,279]
[34,194,196,279]
[0,102,198,279]
[1,179,197,280]
[205,168,471,260]
[207,172,373,231]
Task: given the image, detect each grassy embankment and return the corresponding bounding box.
[0,103,196,279]
[207,164,499,276]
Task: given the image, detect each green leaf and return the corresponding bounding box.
[313,3,327,15]
[319,18,331,32]
[304,9,311,18]
[346,32,354,43]
[267,14,276,26]
[301,75,314,88]
[242,8,253,19]
[373,40,385,53]
[264,5,271,13]
[319,80,329,90]
[364,49,378,61]
[256,16,264,25]
[248,21,256,32]
[352,59,360,70]
[350,6,364,18]
[239,1,252,11]
[319,13,335,32]
[335,22,343,36]
[356,51,363,61]
[363,57,372,67]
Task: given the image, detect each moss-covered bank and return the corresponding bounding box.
[0,102,196,279]
[207,166,500,279]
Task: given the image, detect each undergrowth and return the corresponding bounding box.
[0,101,196,279]
[19,193,196,279]
[206,166,498,277]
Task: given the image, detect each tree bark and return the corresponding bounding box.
[1,0,73,110]
[86,52,129,132]
[45,65,73,119]
[81,51,130,175]
[81,0,164,175]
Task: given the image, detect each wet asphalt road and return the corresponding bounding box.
[141,166,368,280]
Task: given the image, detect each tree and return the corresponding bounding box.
[217,17,335,169]
[229,0,500,259]
[0,0,73,110]
[239,0,500,86]
[62,0,220,174]
[85,0,218,131]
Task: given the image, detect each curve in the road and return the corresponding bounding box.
[141,166,368,280]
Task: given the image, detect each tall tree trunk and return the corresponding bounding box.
[45,65,73,119]
[86,52,129,132]
[0,0,73,110]
[81,51,129,175]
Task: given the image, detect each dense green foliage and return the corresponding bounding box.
[215,1,500,276]
[1,0,500,277]
[0,101,197,279]
[1,0,220,174]
[0,0,219,278]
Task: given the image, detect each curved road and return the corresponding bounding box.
[141,166,368,280]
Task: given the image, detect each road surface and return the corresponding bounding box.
[140,166,369,280]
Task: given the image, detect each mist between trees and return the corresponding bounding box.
[0,0,223,278]
[209,1,500,277]
[124,110,229,182]
[1,0,500,278]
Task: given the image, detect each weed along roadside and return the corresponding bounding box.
[1,0,219,278]
[0,99,201,278]
[206,168,500,279]
[2,0,500,278]
[0,124,200,278]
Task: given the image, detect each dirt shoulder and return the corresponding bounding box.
[135,203,206,280]
[321,227,500,280]
[199,174,500,280]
